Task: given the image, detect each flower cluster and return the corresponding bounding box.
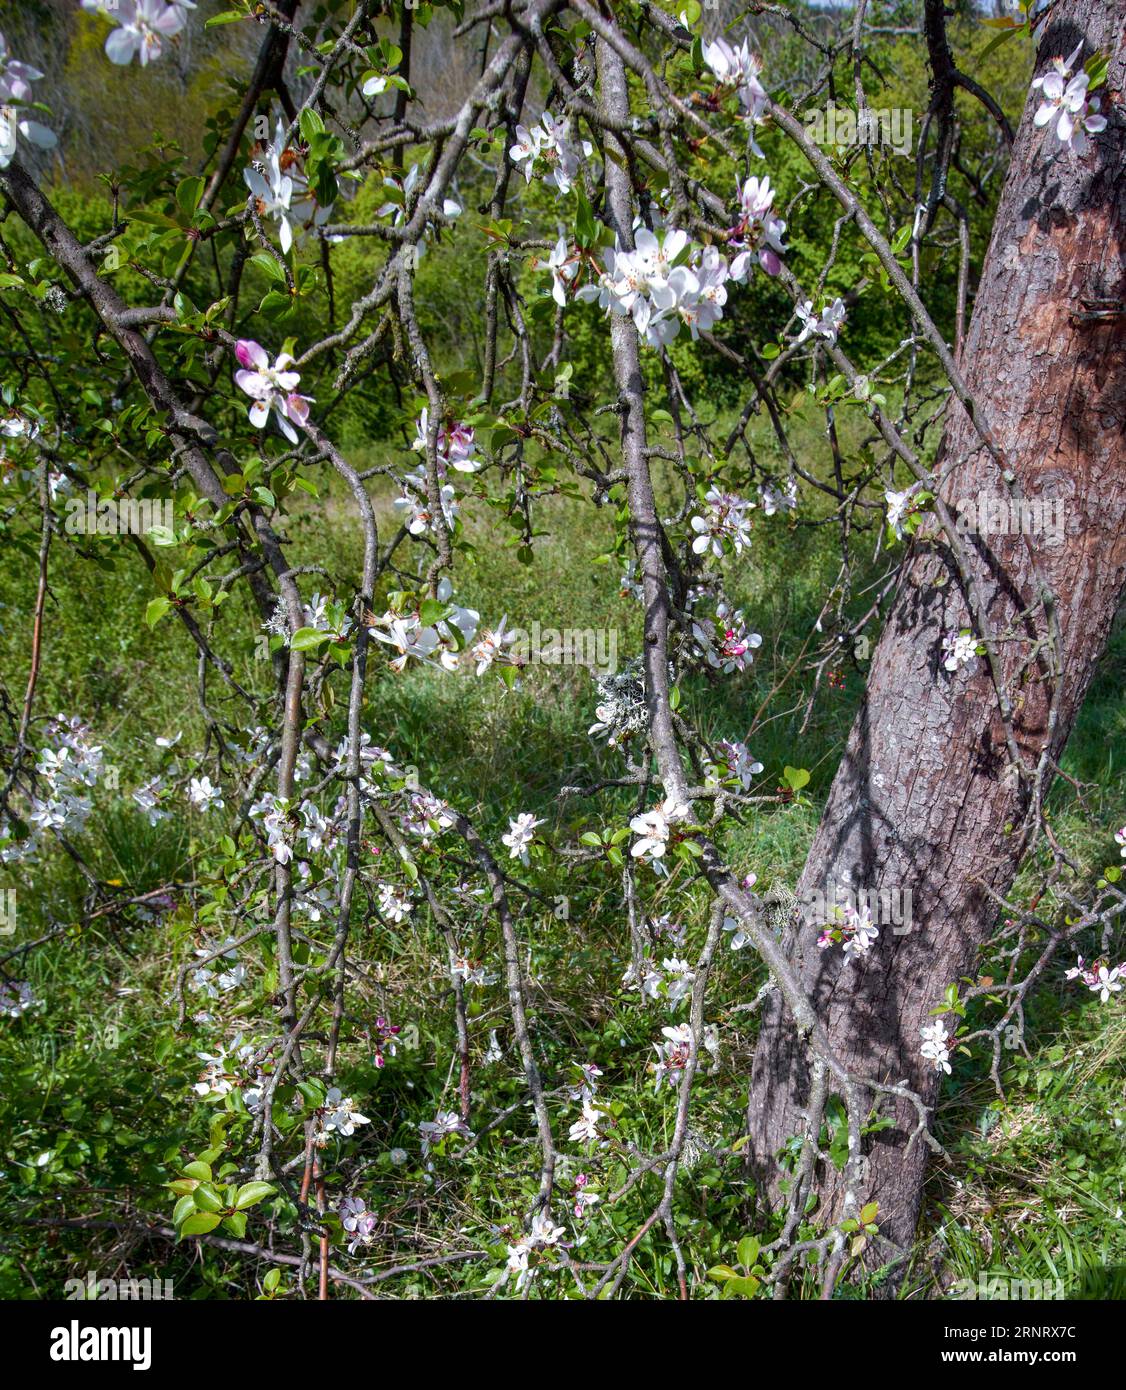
[0,30,56,169]
[376,882,411,925]
[401,791,456,846]
[375,162,462,240]
[234,340,313,445]
[1032,43,1106,156]
[370,579,482,675]
[189,774,224,813]
[452,956,498,988]
[795,297,847,347]
[567,1061,606,1148]
[817,901,879,961]
[689,487,755,559]
[578,228,745,348]
[651,1022,719,1090]
[81,1,194,68]
[2,714,104,864]
[393,469,459,536]
[370,1016,402,1068]
[193,1033,268,1112]
[504,1209,567,1292]
[942,629,978,673]
[728,176,786,280]
[419,1108,473,1155]
[704,739,763,792]
[758,477,798,516]
[920,1018,953,1075]
[412,407,479,474]
[509,111,593,196]
[315,1087,370,1145]
[501,812,544,868]
[688,595,763,675]
[190,938,246,998]
[0,980,35,1019]
[629,796,691,869]
[338,1196,378,1255]
[1065,956,1123,1004]
[701,37,768,152]
[622,953,695,1008]
[571,1172,601,1221]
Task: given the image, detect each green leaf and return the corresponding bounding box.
[144,595,172,629]
[782,766,811,792]
[736,1235,759,1269]
[290,627,331,651]
[179,1212,222,1237]
[192,1183,225,1213]
[299,109,326,142]
[183,1160,212,1182]
[176,176,205,219]
[249,252,288,284]
[222,1212,248,1238]
[235,1181,277,1210]
[172,1194,196,1227]
[726,1274,760,1297]
[707,1264,738,1282]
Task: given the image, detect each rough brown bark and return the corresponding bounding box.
[747,0,1126,1272]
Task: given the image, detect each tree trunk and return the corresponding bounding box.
[747,0,1126,1272]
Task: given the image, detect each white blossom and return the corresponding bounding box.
[501,812,544,867]
[919,1018,953,1074]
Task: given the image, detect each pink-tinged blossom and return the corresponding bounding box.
[81,1,194,68]
[568,1099,604,1145]
[651,1023,700,1089]
[705,739,763,791]
[369,1016,402,1068]
[1115,825,1126,859]
[419,1109,472,1154]
[1065,956,1123,1004]
[817,902,879,961]
[572,1173,601,1219]
[690,598,763,674]
[1032,43,1106,156]
[701,38,768,152]
[0,31,56,168]
[338,1196,378,1254]
[690,487,754,558]
[729,175,786,279]
[233,340,312,444]
[412,406,478,474]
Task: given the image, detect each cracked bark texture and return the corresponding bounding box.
[747,0,1126,1268]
